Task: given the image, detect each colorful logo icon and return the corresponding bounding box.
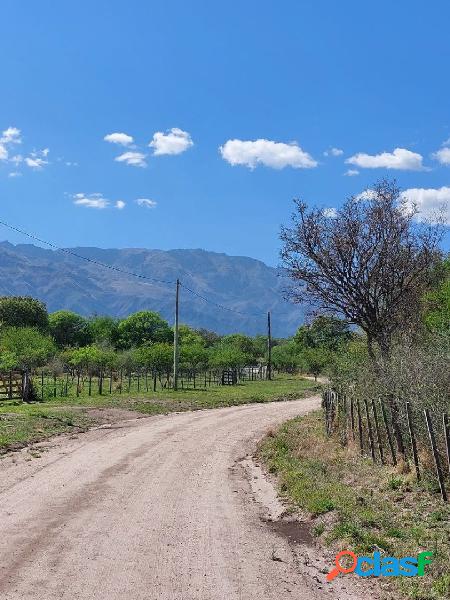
[327,550,433,581]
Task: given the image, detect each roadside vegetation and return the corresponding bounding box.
[260,411,449,600]
[257,179,450,599]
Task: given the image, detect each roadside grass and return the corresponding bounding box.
[259,411,450,600]
[0,375,319,453]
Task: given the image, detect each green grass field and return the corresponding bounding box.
[259,411,450,600]
[0,375,320,453]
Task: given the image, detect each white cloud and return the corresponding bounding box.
[344,169,359,176]
[432,147,450,165]
[115,151,147,168]
[346,147,424,171]
[25,157,47,169]
[355,189,378,201]
[324,147,343,157]
[149,128,193,155]
[400,187,450,224]
[73,193,127,210]
[323,207,338,218]
[136,198,157,208]
[104,132,134,146]
[0,127,22,162]
[0,127,21,145]
[73,193,109,209]
[219,138,317,169]
[24,148,49,170]
[25,158,46,169]
[0,128,52,176]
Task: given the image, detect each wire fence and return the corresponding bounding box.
[322,389,450,502]
[0,366,269,402]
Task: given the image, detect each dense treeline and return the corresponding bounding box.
[0,294,357,399]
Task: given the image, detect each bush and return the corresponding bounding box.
[0,296,48,331]
[0,327,56,371]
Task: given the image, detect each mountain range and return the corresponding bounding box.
[0,241,307,337]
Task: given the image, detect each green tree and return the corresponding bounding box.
[0,327,56,370]
[117,349,138,374]
[220,334,257,363]
[180,344,209,372]
[271,341,299,373]
[0,350,19,371]
[117,311,172,349]
[49,310,91,348]
[0,296,48,331]
[69,345,116,373]
[136,343,173,386]
[194,328,221,348]
[294,316,351,351]
[253,335,269,360]
[148,343,173,375]
[178,324,205,347]
[210,346,248,370]
[88,316,120,346]
[423,258,450,335]
[299,347,331,381]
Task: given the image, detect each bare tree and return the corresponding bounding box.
[281,179,444,459]
[281,179,443,360]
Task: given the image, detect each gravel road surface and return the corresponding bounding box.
[0,397,369,600]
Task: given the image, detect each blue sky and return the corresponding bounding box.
[1,0,449,266]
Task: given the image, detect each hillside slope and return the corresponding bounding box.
[0,242,306,336]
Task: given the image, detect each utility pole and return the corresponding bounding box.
[267,311,272,381]
[173,278,180,390]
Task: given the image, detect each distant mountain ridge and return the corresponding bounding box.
[0,241,306,336]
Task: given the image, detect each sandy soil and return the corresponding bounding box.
[0,397,377,600]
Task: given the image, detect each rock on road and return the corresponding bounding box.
[0,396,359,600]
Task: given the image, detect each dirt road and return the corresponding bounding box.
[0,397,366,600]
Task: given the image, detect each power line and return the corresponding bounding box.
[0,218,268,320]
[0,219,176,287]
[181,283,266,319]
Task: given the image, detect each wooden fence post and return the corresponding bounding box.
[371,399,384,464]
[443,414,450,477]
[380,399,397,466]
[356,399,364,454]
[406,402,420,481]
[350,395,355,440]
[363,398,376,462]
[424,409,447,502]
